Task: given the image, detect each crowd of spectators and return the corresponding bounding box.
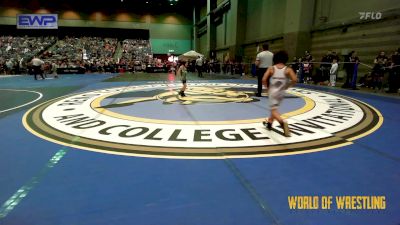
[41,36,118,73]
[193,47,399,94]
[361,49,400,93]
[288,48,400,93]
[0,35,122,75]
[118,39,152,72]
[0,35,157,75]
[184,58,244,76]
[0,35,56,74]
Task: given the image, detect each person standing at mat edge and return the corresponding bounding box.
[329,58,339,87]
[196,56,204,77]
[178,61,188,97]
[255,43,273,97]
[262,50,297,137]
[31,55,45,80]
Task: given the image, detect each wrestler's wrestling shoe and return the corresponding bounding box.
[262,121,272,130]
[281,121,291,137]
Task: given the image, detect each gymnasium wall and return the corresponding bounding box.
[215,0,240,49]
[311,0,400,73]
[311,18,400,75]
[198,33,208,57]
[216,21,226,48]
[214,0,287,61]
[215,10,234,49]
[244,0,286,43]
[313,0,400,26]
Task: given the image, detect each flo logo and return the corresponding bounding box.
[23,83,383,159]
[359,12,382,20]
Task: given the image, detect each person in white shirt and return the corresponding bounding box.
[196,56,204,77]
[31,56,45,80]
[330,58,338,87]
[255,43,273,97]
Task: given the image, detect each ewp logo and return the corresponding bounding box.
[17,14,58,29]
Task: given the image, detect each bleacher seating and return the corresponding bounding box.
[0,35,56,74]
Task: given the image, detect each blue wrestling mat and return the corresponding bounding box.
[0,74,399,225]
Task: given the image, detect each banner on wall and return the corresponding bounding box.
[17,14,58,29]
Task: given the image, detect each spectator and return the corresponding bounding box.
[342,51,359,88]
[297,57,304,83]
[319,50,333,84]
[290,57,299,73]
[371,51,388,91]
[387,48,400,93]
[331,51,340,61]
[329,58,339,87]
[302,59,312,83]
[5,59,13,74]
[196,56,204,77]
[304,50,313,62]
[302,51,313,83]
[51,61,59,78]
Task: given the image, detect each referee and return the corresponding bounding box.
[255,43,273,97]
[31,55,45,80]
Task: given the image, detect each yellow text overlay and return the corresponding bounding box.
[288,196,386,210]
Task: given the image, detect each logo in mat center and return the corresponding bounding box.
[23,83,383,159]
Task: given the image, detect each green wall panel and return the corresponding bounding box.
[150,39,192,54]
[216,22,225,48]
[149,23,192,39]
[314,0,400,26]
[245,0,286,42]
